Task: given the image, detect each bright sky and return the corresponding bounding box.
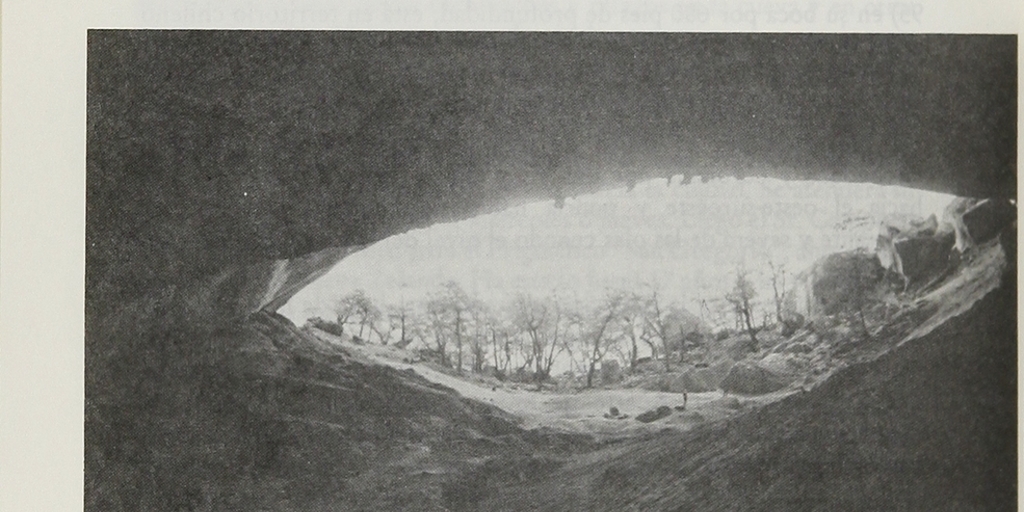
[279,176,953,325]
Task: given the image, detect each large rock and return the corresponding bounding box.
[636,406,673,423]
[893,230,955,284]
[758,353,806,375]
[719,362,795,395]
[786,249,886,320]
[600,360,622,385]
[638,361,733,394]
[962,198,1016,246]
[684,361,734,392]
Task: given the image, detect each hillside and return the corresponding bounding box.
[85,308,599,511]
[474,230,1016,511]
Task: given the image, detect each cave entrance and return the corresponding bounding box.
[278,175,954,379]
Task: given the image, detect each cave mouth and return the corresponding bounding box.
[279,176,954,352]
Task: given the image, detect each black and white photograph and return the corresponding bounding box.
[74,28,1017,510]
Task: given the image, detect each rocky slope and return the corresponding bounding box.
[85,309,596,511]
[476,229,1016,511]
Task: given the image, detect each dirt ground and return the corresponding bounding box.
[320,236,1013,511]
[323,332,799,441]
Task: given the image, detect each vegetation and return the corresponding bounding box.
[306,271,780,388]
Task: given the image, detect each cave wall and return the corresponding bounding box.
[87,32,1016,326]
[83,31,1016,510]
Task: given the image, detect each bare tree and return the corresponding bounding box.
[619,293,647,371]
[768,260,787,324]
[424,296,451,367]
[639,285,677,372]
[512,292,570,383]
[488,314,514,378]
[725,267,759,351]
[370,320,394,346]
[467,297,490,374]
[334,289,381,340]
[582,291,626,388]
[426,281,473,373]
[384,302,413,348]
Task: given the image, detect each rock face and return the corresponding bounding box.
[87,32,1015,317]
[962,198,1017,247]
[84,32,1017,511]
[86,309,554,510]
[893,230,955,284]
[786,249,885,319]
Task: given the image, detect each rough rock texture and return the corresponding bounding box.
[85,32,1017,511]
[894,230,955,285]
[719,362,795,395]
[635,406,673,423]
[962,198,1017,246]
[88,32,1016,319]
[86,310,587,510]
[785,249,886,319]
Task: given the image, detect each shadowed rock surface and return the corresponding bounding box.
[85,32,1016,511]
[88,32,1015,317]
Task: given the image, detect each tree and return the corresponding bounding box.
[334,289,381,340]
[725,267,759,351]
[639,285,677,372]
[384,302,413,348]
[467,297,490,374]
[425,281,473,372]
[512,292,570,383]
[768,260,787,324]
[370,319,394,346]
[582,291,626,388]
[488,314,514,378]
[424,297,451,367]
[405,310,433,352]
[619,294,648,371]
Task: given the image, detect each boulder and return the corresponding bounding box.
[881,212,939,239]
[719,362,794,395]
[638,362,731,394]
[600,360,622,385]
[962,199,1016,246]
[640,374,689,394]
[780,312,805,337]
[810,250,885,316]
[685,361,734,392]
[894,230,955,284]
[786,249,887,321]
[758,353,806,375]
[716,395,742,410]
[636,405,673,423]
[784,342,814,354]
[603,406,629,420]
[665,374,690,393]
